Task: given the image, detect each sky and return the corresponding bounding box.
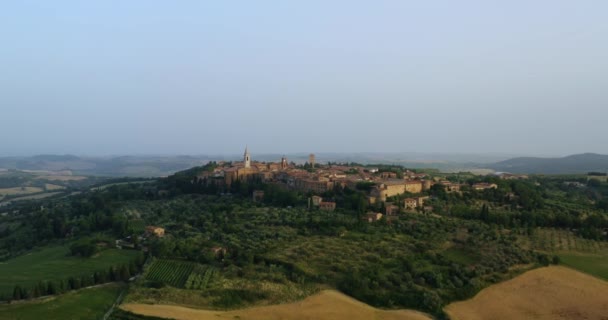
[1,1,607,157]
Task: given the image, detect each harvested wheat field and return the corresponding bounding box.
[36,175,87,181]
[121,290,432,320]
[445,266,608,320]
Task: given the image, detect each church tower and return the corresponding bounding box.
[244,146,251,168]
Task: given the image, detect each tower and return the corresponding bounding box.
[281,156,288,170]
[244,146,251,168]
[309,153,316,168]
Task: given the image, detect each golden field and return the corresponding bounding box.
[445,266,608,320]
[121,290,432,320]
[0,187,43,197]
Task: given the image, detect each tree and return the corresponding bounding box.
[109,267,117,281]
[552,255,560,265]
[480,204,490,222]
[119,265,131,281]
[132,233,140,249]
[12,285,23,300]
[31,284,40,298]
[47,281,57,295]
[129,261,137,275]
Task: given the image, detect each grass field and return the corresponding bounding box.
[121,290,432,320]
[445,266,608,320]
[0,187,44,197]
[1,192,63,204]
[521,228,608,280]
[0,283,123,320]
[0,245,139,297]
[558,252,608,280]
[44,183,65,191]
[35,175,87,181]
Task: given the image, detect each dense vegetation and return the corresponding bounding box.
[0,163,607,318]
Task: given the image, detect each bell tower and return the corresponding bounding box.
[244,146,251,168]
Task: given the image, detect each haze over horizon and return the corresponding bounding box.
[2,1,607,157]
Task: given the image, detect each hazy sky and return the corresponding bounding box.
[1,1,607,156]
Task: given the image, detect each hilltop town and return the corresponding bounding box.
[194,147,527,220]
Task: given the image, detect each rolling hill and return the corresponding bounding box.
[0,155,210,177]
[489,153,608,174]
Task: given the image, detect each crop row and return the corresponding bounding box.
[145,259,195,288]
[184,266,217,290]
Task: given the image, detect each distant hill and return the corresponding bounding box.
[0,152,516,177]
[489,153,608,174]
[0,155,210,177]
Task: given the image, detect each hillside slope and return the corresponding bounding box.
[121,290,432,320]
[489,153,608,174]
[445,266,608,320]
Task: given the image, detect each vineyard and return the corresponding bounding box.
[185,265,218,290]
[526,228,608,253]
[145,259,216,289]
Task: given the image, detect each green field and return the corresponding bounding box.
[522,228,608,280]
[0,283,122,320]
[0,245,139,296]
[558,252,608,280]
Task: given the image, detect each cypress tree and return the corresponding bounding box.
[47,281,57,295]
[31,285,40,298]
[98,270,108,283]
[58,279,66,293]
[38,281,47,296]
[119,265,130,281]
[13,285,22,300]
[108,267,116,281]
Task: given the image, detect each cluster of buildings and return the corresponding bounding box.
[195,147,439,204]
[195,148,505,219]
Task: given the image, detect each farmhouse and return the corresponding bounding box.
[319,201,336,212]
[472,183,498,191]
[310,195,323,207]
[385,203,400,216]
[404,198,417,210]
[364,212,383,223]
[145,226,165,238]
[252,190,265,202]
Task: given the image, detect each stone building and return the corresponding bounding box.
[404,180,423,193]
[145,226,165,237]
[223,147,259,186]
[319,201,336,212]
[364,212,383,223]
[252,190,265,202]
[472,183,498,191]
[310,195,323,207]
[404,198,417,210]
